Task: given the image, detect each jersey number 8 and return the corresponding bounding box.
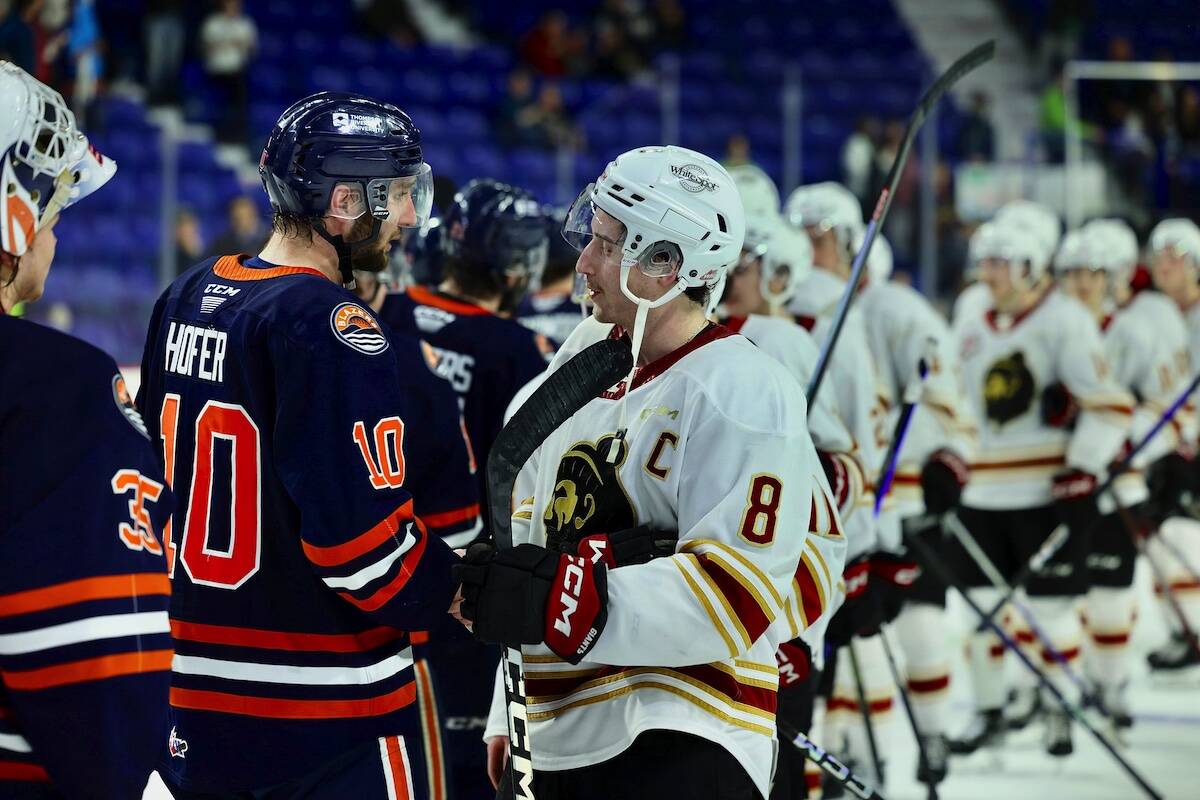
[739,473,783,546]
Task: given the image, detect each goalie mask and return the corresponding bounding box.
[1,61,115,258]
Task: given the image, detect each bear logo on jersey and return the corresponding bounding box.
[111,374,149,438]
[983,351,1035,425]
[543,434,638,553]
[330,302,390,355]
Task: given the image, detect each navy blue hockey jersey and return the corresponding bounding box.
[0,315,174,799]
[516,288,582,350]
[137,255,477,793]
[377,286,550,508]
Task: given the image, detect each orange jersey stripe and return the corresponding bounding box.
[0,573,170,617]
[420,503,481,530]
[4,649,173,690]
[171,620,402,653]
[413,659,447,800]
[211,255,332,283]
[0,761,50,781]
[303,501,416,568]
[170,680,417,720]
[340,531,429,613]
[385,735,413,799]
[407,286,492,317]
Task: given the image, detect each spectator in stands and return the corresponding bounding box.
[68,0,103,127]
[145,0,186,106]
[591,21,642,80]
[201,0,257,146]
[497,71,579,151]
[520,10,570,78]
[723,133,754,169]
[33,0,69,88]
[209,196,268,258]
[958,91,996,162]
[650,0,687,50]
[0,0,34,72]
[875,118,918,263]
[497,69,536,147]
[357,0,421,47]
[842,115,877,212]
[1040,64,1099,162]
[174,208,205,277]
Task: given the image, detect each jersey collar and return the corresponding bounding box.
[602,322,735,398]
[212,254,334,283]
[407,286,493,317]
[984,286,1052,332]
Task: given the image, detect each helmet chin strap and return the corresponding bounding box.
[606,263,687,464]
[313,216,384,289]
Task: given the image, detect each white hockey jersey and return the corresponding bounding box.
[857,281,976,517]
[722,313,855,655]
[1181,299,1200,373]
[487,316,843,798]
[1101,291,1193,506]
[789,269,888,556]
[956,288,1134,510]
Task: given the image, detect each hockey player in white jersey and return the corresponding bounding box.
[855,231,975,785]
[1056,217,1193,724]
[953,211,1134,757]
[785,181,900,785]
[457,146,845,800]
[1146,218,1200,671]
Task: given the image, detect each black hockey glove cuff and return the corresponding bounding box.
[453,542,609,664]
[920,449,969,515]
[1146,451,1198,523]
[575,526,679,568]
[1041,382,1079,429]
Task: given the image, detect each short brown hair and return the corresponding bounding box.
[271,210,317,242]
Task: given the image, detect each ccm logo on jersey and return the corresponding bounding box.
[330,302,389,355]
[164,320,228,383]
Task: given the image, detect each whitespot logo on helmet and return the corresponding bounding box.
[329,302,390,355]
[670,163,720,193]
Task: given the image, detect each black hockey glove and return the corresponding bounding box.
[1050,468,1100,537]
[574,526,679,568]
[1041,382,1079,429]
[920,448,969,515]
[870,551,922,625]
[1146,451,1198,524]
[453,542,608,664]
[823,555,882,647]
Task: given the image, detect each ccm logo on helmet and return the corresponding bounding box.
[670,163,720,193]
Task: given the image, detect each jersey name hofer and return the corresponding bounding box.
[164,320,228,383]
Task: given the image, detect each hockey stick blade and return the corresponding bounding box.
[808,40,995,402]
[487,337,633,549]
[778,721,887,800]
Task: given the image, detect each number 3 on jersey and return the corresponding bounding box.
[160,395,262,589]
[739,473,783,545]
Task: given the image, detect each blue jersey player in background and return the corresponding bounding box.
[515,207,586,349]
[137,91,476,800]
[0,61,175,800]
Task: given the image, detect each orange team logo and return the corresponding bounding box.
[329,302,390,355]
[112,374,149,437]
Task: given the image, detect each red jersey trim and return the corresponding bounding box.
[984,287,1053,331]
[602,323,735,398]
[0,762,50,782]
[339,528,430,612]
[407,286,493,317]
[171,621,402,653]
[302,501,416,568]
[212,255,333,283]
[970,455,1065,471]
[722,315,749,333]
[170,680,417,720]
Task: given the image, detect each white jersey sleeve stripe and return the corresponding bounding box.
[172,648,414,686]
[0,611,169,655]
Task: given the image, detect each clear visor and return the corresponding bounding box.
[562,183,681,279]
[326,163,434,228]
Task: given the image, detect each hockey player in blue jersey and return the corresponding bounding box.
[137,92,478,799]
[0,61,175,799]
[515,207,586,349]
[376,178,553,510]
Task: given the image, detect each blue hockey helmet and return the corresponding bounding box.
[442,179,548,283]
[259,91,434,283]
[402,217,445,287]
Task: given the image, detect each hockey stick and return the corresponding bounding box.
[873,343,934,515]
[877,630,939,799]
[486,337,633,800]
[778,720,888,800]
[905,530,1164,800]
[941,512,1110,716]
[806,40,995,402]
[846,641,886,788]
[979,370,1200,627]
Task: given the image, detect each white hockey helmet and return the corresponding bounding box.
[971,219,1050,285]
[853,229,893,285]
[1081,218,1140,278]
[759,220,813,307]
[785,181,864,252]
[563,145,745,310]
[1150,218,1200,268]
[0,61,115,258]
[730,164,780,220]
[994,200,1061,263]
[1053,229,1088,274]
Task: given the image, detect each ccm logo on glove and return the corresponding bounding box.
[546,555,607,659]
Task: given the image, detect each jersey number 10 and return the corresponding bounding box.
[160,394,261,589]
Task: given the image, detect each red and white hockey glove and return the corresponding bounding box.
[776,640,812,688]
[454,543,608,664]
[819,450,860,517]
[920,448,969,515]
[575,526,678,568]
[1050,468,1099,536]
